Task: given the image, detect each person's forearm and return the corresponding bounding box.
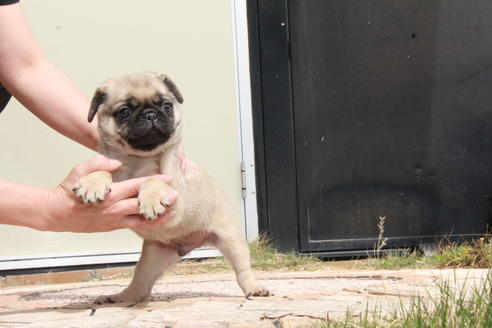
[0,179,50,231]
[7,57,99,150]
[0,3,99,150]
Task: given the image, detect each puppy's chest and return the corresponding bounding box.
[112,158,160,182]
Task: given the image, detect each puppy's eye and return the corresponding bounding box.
[117,107,131,119]
[162,102,173,112]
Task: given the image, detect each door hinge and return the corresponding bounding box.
[241,161,247,199]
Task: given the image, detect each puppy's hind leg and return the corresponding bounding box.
[215,231,271,298]
[95,240,180,305]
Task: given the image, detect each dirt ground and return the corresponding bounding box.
[0,267,488,327]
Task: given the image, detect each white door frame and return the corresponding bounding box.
[232,0,260,243]
[0,1,258,271]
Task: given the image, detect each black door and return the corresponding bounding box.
[249,1,492,254]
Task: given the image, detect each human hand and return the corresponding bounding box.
[44,155,178,232]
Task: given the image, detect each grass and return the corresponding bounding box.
[311,272,492,328]
[249,235,324,271]
[170,234,492,275]
[367,237,492,270]
[364,216,492,270]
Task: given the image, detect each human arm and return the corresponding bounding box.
[0,2,98,150]
[0,155,178,232]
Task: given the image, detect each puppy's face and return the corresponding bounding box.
[88,72,184,156]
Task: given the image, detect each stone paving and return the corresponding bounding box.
[0,268,488,327]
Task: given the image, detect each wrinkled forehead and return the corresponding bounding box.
[104,74,170,104]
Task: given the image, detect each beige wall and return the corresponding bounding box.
[0,0,242,257]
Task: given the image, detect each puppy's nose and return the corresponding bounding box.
[145,111,157,122]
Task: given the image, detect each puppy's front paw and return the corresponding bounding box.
[138,187,169,220]
[73,171,112,204]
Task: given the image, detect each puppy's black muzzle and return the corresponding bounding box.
[124,108,175,151]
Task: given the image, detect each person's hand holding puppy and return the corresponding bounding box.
[48,154,178,232]
[0,154,177,232]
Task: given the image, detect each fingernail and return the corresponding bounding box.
[95,154,107,161]
[109,159,122,168]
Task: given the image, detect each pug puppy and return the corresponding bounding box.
[73,72,270,304]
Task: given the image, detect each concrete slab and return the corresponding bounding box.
[0,268,488,327]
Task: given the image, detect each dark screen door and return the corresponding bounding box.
[288,0,492,252]
[249,0,492,253]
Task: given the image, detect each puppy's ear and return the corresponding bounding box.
[159,74,184,104]
[88,88,107,122]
